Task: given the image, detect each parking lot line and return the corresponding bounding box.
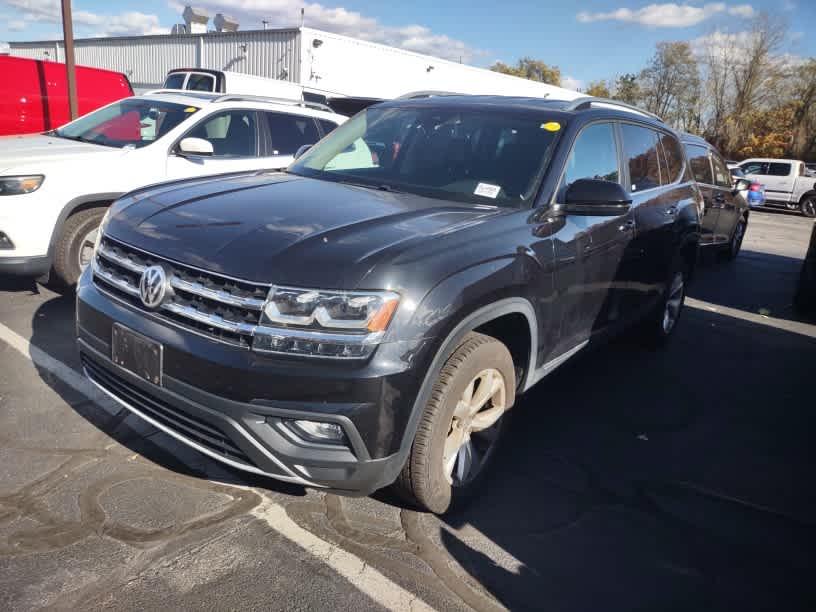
[685,298,816,339]
[0,320,436,612]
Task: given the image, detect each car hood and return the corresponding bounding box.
[106,171,504,288]
[0,133,119,173]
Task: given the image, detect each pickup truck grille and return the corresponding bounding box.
[92,236,269,348]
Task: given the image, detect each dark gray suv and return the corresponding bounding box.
[77,96,701,513]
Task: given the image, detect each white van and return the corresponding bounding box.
[163,68,307,100]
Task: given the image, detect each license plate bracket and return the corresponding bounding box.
[111,323,163,386]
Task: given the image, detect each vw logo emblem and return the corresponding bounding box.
[139,265,167,309]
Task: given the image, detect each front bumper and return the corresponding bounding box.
[76,273,425,495]
[0,254,51,276]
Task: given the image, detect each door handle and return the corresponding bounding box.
[666,206,678,216]
[618,220,635,231]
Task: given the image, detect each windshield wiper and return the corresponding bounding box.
[335,179,404,194]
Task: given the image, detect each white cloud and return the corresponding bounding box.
[0,1,164,37]
[562,75,584,91]
[166,0,483,62]
[692,30,804,68]
[577,3,755,28]
[7,19,26,31]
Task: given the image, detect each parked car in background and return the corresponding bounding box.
[76,95,701,514]
[682,133,749,259]
[730,166,766,208]
[0,55,133,136]
[0,91,345,285]
[738,158,816,217]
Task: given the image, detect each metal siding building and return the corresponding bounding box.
[8,29,302,90]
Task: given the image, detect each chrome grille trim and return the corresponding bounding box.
[162,302,259,336]
[97,243,266,310]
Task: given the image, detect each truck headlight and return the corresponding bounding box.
[253,287,400,358]
[0,175,44,195]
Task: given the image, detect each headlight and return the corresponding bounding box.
[253,287,400,358]
[91,208,112,262]
[0,175,44,195]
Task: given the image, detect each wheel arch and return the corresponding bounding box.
[46,193,123,259]
[394,297,538,461]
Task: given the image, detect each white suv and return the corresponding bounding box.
[0,91,346,285]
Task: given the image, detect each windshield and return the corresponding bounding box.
[288,105,563,207]
[54,99,199,149]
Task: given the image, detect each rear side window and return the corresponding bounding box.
[767,162,791,176]
[164,73,185,89]
[621,124,661,192]
[562,122,619,190]
[685,144,712,184]
[741,162,767,175]
[711,153,731,188]
[659,133,684,184]
[186,73,215,92]
[264,112,320,155]
[319,119,340,136]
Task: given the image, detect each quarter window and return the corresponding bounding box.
[562,123,619,190]
[264,112,320,156]
[711,153,731,188]
[685,144,712,185]
[621,124,661,192]
[164,73,185,89]
[186,110,257,157]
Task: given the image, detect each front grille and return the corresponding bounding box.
[92,236,269,348]
[82,354,256,468]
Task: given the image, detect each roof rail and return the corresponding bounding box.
[142,90,334,114]
[213,94,334,113]
[397,90,463,99]
[565,97,663,122]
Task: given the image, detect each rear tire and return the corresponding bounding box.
[637,256,686,348]
[392,332,515,514]
[800,196,816,218]
[52,207,107,287]
[723,217,746,261]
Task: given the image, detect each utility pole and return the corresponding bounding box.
[60,0,78,120]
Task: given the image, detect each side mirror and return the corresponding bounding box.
[177,137,214,157]
[733,178,751,192]
[563,179,632,216]
[294,144,313,160]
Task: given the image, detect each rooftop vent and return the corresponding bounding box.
[214,14,239,33]
[182,6,209,34]
[170,24,187,35]
[0,42,10,55]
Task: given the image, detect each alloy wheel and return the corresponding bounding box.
[731,221,745,257]
[802,197,816,218]
[77,226,99,271]
[662,272,684,334]
[443,368,507,486]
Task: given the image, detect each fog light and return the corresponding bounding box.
[286,419,346,444]
[0,232,14,250]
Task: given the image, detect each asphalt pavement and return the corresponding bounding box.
[0,210,814,611]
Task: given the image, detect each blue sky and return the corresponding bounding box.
[1,0,814,89]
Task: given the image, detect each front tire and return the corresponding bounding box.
[393,332,516,514]
[52,207,107,287]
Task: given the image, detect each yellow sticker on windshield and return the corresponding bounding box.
[541,122,561,131]
[184,107,198,113]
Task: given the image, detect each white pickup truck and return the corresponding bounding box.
[737,158,816,217]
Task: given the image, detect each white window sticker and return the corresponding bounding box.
[474,183,501,199]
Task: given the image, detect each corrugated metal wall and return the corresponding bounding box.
[8,30,301,90]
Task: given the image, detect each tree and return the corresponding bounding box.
[584,80,611,98]
[639,41,701,131]
[612,73,640,105]
[490,57,562,86]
